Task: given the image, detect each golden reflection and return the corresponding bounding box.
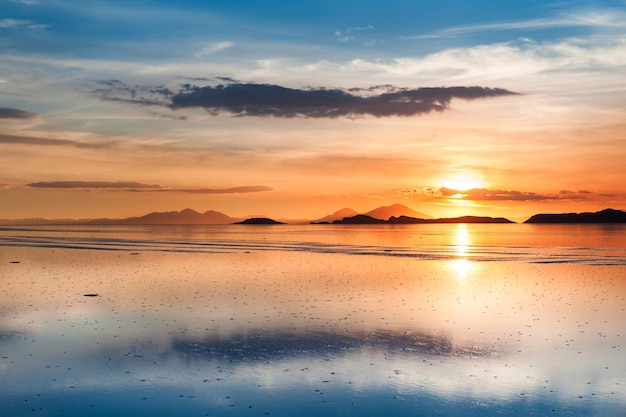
[450,224,472,281]
[450,259,473,281]
[454,224,469,256]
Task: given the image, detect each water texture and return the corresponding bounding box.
[1,224,624,416]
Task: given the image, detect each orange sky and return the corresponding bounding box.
[1,2,625,221]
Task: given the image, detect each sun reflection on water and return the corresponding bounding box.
[454,224,469,256]
[450,224,473,281]
[450,258,473,281]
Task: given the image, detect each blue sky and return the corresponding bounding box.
[4,0,624,59]
[1,0,626,219]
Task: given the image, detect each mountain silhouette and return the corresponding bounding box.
[334,214,514,224]
[235,217,285,225]
[365,204,433,220]
[312,204,432,224]
[332,214,386,224]
[117,208,236,225]
[2,207,623,226]
[524,208,626,223]
[311,207,359,224]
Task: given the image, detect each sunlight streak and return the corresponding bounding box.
[454,224,469,256]
[450,224,473,282]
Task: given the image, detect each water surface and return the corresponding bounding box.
[1,224,624,416]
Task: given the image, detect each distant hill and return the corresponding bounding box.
[0,209,239,226]
[334,214,514,224]
[365,204,433,220]
[115,208,236,225]
[234,217,285,225]
[524,208,626,223]
[332,215,386,224]
[311,208,359,224]
[0,217,87,226]
[428,215,514,224]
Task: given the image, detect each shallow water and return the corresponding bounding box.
[1,224,625,416]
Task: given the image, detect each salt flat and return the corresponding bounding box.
[1,224,625,416]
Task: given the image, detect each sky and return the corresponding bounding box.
[1,0,625,221]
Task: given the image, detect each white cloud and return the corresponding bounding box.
[404,9,626,40]
[0,18,47,30]
[0,18,29,28]
[194,41,234,58]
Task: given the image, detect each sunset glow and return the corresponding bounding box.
[443,176,482,192]
[1,1,625,221]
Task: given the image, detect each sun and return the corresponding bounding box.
[442,175,481,191]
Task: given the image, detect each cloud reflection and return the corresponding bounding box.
[171,328,498,363]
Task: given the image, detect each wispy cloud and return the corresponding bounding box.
[0,18,47,30]
[0,107,36,119]
[0,133,113,149]
[335,24,374,43]
[398,187,617,203]
[91,80,517,118]
[406,9,626,40]
[194,41,234,58]
[436,187,614,202]
[89,80,173,106]
[145,186,273,194]
[27,181,161,189]
[25,181,273,194]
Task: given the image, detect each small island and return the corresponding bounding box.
[332,214,514,225]
[234,218,285,225]
[524,208,626,223]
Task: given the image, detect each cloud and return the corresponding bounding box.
[335,24,374,41]
[436,187,613,202]
[89,80,173,106]
[168,83,517,118]
[160,186,273,194]
[27,181,162,189]
[0,18,47,30]
[25,182,273,194]
[194,41,234,58]
[91,79,517,118]
[405,9,626,40]
[173,327,494,363]
[0,107,36,119]
[0,133,113,149]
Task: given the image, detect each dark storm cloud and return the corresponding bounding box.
[91,79,518,118]
[0,133,112,149]
[27,181,162,189]
[169,83,518,118]
[0,107,36,119]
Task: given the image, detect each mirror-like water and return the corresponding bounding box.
[1,224,625,416]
